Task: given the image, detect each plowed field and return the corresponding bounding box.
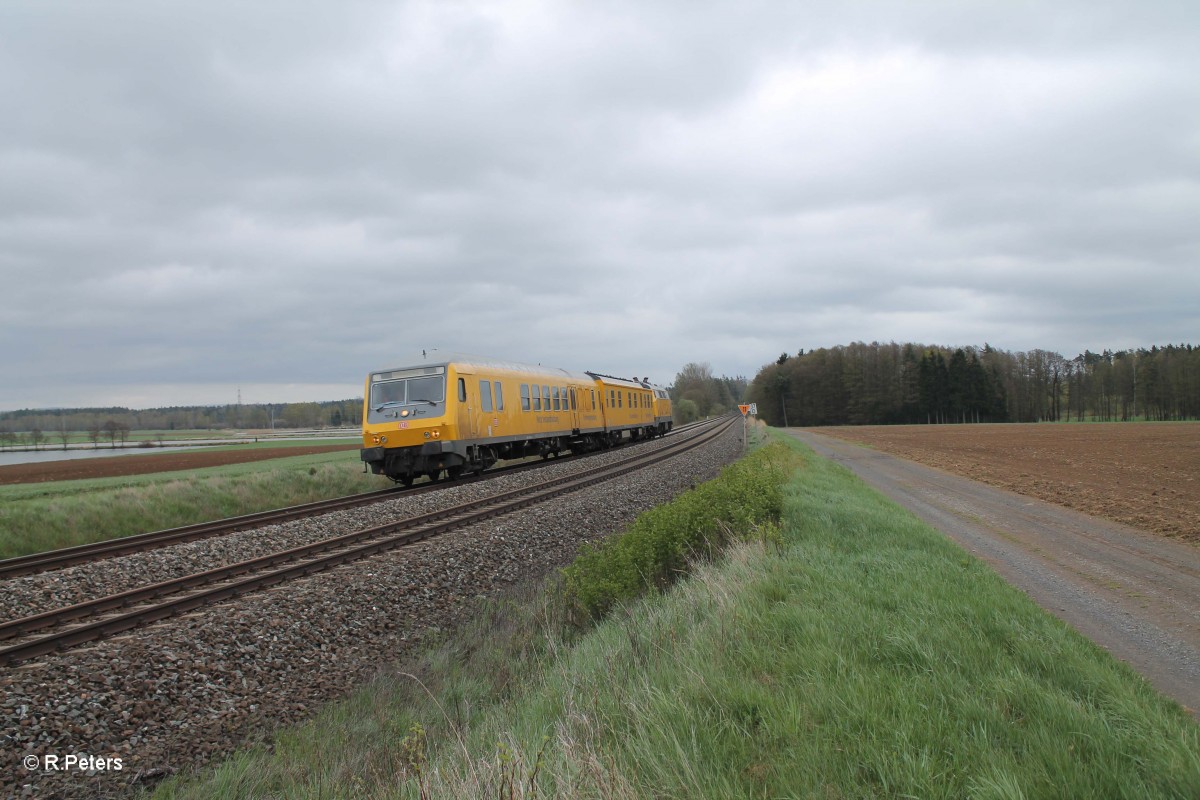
[807,423,1199,542]
[0,444,360,485]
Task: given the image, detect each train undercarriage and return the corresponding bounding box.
[361,424,671,485]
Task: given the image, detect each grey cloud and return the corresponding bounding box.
[2,1,1198,409]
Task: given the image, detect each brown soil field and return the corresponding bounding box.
[807,423,1200,543]
[0,444,361,485]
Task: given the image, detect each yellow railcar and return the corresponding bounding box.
[360,357,673,484]
[648,383,674,434]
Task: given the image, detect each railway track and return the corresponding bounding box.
[0,419,710,580]
[0,417,733,665]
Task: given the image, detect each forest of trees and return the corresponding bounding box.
[669,363,749,424]
[0,399,363,449]
[747,342,1200,427]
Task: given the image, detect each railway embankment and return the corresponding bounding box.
[140,430,1197,799]
[3,423,742,799]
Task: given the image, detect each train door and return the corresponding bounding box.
[455,368,477,439]
[568,385,580,432]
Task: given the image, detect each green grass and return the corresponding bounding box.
[147,432,1199,799]
[0,447,387,559]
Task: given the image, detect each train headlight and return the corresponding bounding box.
[380,436,388,444]
[431,430,441,439]
[400,409,410,418]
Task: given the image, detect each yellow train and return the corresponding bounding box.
[360,356,674,484]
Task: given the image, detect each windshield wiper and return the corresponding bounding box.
[372,401,403,412]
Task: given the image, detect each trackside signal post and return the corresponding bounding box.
[738,404,751,451]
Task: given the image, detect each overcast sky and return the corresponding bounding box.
[2,1,1197,411]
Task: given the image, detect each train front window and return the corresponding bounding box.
[370,375,445,409]
[408,376,444,404]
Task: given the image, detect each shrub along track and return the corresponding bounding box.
[1,418,742,799]
[0,419,733,666]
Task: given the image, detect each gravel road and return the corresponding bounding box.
[788,429,1200,720]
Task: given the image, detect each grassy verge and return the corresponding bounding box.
[0,449,387,559]
[149,433,1198,799]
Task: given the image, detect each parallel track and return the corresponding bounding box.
[0,420,709,580]
[0,418,733,665]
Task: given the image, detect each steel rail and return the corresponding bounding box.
[0,418,733,664]
[0,420,710,580]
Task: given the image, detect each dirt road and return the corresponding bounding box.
[787,429,1200,719]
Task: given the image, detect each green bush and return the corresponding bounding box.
[562,441,798,622]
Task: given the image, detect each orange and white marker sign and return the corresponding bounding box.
[738,404,751,416]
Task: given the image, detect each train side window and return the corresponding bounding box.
[458,378,466,402]
[618,391,623,409]
[495,383,504,411]
[520,384,531,411]
[480,380,493,413]
[591,389,595,408]
[570,388,577,410]
[551,386,560,411]
[542,385,550,411]
[532,385,541,411]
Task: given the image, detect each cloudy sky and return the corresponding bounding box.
[2,1,1197,411]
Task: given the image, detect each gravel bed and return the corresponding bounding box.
[2,422,741,799]
[0,425,718,623]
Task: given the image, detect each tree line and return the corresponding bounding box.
[747,342,1200,427]
[0,399,364,447]
[669,363,749,424]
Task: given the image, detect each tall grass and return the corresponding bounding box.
[0,451,387,558]
[149,432,1199,800]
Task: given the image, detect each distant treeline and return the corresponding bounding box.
[0,399,364,436]
[747,342,1200,427]
[669,363,750,424]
